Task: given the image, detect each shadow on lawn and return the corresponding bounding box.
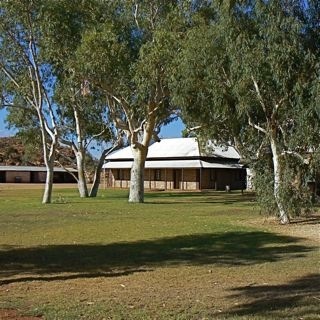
[0,231,315,285]
[145,192,256,205]
[224,273,320,318]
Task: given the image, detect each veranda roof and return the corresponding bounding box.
[103,159,243,169]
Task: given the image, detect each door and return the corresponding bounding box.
[0,171,5,183]
[173,169,181,189]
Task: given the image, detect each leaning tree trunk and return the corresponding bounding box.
[89,149,109,197]
[128,146,147,203]
[270,136,290,224]
[76,150,88,198]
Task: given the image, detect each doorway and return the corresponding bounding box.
[0,171,5,183]
[173,169,181,189]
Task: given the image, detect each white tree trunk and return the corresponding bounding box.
[39,113,57,204]
[76,151,88,198]
[128,147,147,203]
[270,137,290,224]
[42,159,54,204]
[73,107,88,198]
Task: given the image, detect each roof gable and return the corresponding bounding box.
[106,138,240,160]
[148,138,200,158]
[201,140,240,159]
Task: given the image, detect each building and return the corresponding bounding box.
[103,138,246,191]
[0,166,77,183]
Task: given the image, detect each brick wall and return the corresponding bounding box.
[109,168,200,190]
[6,171,31,183]
[108,167,246,191]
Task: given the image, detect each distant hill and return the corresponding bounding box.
[0,136,75,166]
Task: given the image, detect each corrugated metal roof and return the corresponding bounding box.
[106,138,240,160]
[0,166,77,172]
[146,160,201,168]
[148,138,200,158]
[103,161,133,169]
[200,161,243,169]
[104,160,202,169]
[202,141,240,159]
[105,146,133,160]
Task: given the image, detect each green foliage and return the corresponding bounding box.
[253,159,278,216]
[72,1,185,128]
[280,165,313,217]
[171,0,319,220]
[254,157,313,218]
[1,0,318,206]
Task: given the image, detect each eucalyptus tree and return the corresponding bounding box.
[39,0,121,198]
[75,0,184,202]
[55,80,124,198]
[0,0,59,203]
[172,0,319,223]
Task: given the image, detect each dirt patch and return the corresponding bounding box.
[0,309,42,320]
[245,213,320,243]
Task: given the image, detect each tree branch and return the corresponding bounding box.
[188,125,202,132]
[134,3,140,29]
[247,113,267,134]
[54,160,78,182]
[222,67,232,87]
[0,65,34,107]
[281,150,310,164]
[107,96,129,131]
[1,103,32,110]
[252,76,267,115]
[85,126,109,149]
[59,137,78,152]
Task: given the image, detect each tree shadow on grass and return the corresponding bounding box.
[0,231,315,285]
[289,215,320,225]
[145,192,256,205]
[224,273,320,319]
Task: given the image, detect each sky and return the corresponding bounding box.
[159,117,185,139]
[0,109,15,137]
[0,108,185,139]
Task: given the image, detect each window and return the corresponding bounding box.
[154,169,161,181]
[116,169,123,180]
[210,169,216,181]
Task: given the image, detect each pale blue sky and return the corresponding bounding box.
[159,117,185,138]
[0,109,15,137]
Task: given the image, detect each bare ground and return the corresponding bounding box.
[246,214,320,243]
[0,193,318,320]
[0,309,42,320]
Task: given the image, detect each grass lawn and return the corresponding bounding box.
[0,185,319,320]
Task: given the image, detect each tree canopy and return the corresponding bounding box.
[71,0,186,202]
[171,0,320,223]
[0,0,318,220]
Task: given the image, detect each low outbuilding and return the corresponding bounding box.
[0,166,77,183]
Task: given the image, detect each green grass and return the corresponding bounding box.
[0,186,319,320]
